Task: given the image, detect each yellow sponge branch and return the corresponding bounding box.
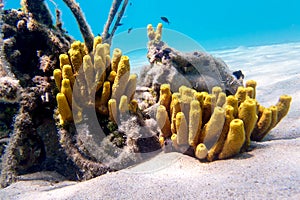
[156,105,172,138]
[245,80,257,99]
[111,56,130,102]
[201,107,225,149]
[218,119,245,159]
[238,98,258,150]
[176,112,188,146]
[188,100,202,147]
[56,93,73,125]
[276,95,292,124]
[53,69,62,91]
[195,143,208,160]
[251,108,272,141]
[111,48,122,72]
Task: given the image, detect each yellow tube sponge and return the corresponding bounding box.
[193,92,205,108]
[62,65,75,87]
[94,43,110,89]
[265,105,278,132]
[155,23,163,41]
[238,98,258,150]
[56,93,73,125]
[216,92,226,107]
[59,54,70,69]
[179,86,195,123]
[94,54,106,91]
[245,87,254,99]
[147,24,155,40]
[107,71,117,83]
[97,81,111,115]
[159,84,172,112]
[108,99,118,123]
[226,95,238,118]
[201,107,225,149]
[202,94,215,127]
[176,112,188,146]
[195,143,208,160]
[83,55,95,95]
[95,43,110,62]
[68,41,85,72]
[105,54,111,70]
[111,56,130,102]
[111,48,122,72]
[212,86,222,100]
[171,134,178,150]
[251,108,272,141]
[125,74,137,102]
[156,105,172,138]
[170,92,180,116]
[53,69,62,91]
[245,80,257,99]
[129,99,138,114]
[171,97,181,134]
[93,36,102,53]
[275,95,292,125]
[207,105,234,161]
[188,100,202,147]
[61,79,73,106]
[119,95,129,116]
[218,119,245,159]
[235,86,247,105]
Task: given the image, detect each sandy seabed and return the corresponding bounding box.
[1,42,300,199]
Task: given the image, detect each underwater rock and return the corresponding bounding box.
[139,23,243,95]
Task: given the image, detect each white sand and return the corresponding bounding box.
[1,42,300,199]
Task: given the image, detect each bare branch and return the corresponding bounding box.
[107,0,129,44]
[20,0,53,27]
[62,0,94,52]
[102,0,123,42]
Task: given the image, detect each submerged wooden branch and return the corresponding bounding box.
[102,0,129,44]
[109,0,129,43]
[21,0,53,27]
[62,0,94,52]
[102,0,122,41]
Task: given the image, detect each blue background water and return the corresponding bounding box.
[5,0,300,50]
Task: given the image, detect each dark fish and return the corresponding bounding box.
[233,70,244,79]
[128,27,133,33]
[161,16,170,24]
[130,2,132,6]
[117,23,123,26]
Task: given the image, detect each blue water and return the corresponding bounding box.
[4,0,300,75]
[5,0,300,51]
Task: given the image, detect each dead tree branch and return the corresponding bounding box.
[102,0,129,44]
[62,0,94,52]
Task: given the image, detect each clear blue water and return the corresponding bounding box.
[4,0,300,74]
[5,0,300,50]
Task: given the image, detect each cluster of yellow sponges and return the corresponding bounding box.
[53,36,138,125]
[156,81,292,161]
[147,23,163,42]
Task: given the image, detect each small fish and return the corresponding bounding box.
[233,70,244,79]
[128,27,133,33]
[161,16,170,24]
[117,23,123,26]
[130,2,132,6]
